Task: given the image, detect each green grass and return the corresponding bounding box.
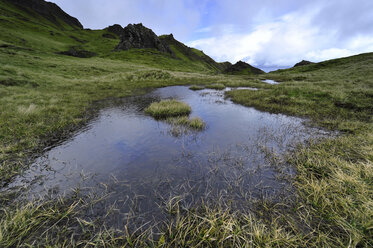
[205,83,226,90]
[145,99,192,119]
[189,85,205,91]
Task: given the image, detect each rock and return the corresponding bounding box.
[294,60,314,67]
[6,0,83,29]
[57,47,96,58]
[106,24,124,37]
[224,61,264,75]
[115,23,172,54]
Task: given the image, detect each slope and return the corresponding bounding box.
[0,0,228,73]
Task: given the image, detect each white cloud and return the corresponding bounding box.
[188,6,373,67]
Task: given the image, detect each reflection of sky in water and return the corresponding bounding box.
[5,86,331,227]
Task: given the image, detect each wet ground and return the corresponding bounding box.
[5,86,331,227]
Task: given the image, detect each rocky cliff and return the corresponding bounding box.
[114,23,172,54]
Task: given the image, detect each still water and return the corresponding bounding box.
[7,86,329,227]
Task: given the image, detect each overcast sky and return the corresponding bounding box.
[52,0,373,70]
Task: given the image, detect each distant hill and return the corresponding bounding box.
[224,61,265,75]
[293,60,314,67]
[273,53,373,75]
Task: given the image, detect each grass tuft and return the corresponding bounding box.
[145,99,191,119]
[189,85,205,91]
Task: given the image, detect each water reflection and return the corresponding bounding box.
[6,86,330,227]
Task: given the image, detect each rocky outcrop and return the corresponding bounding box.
[294,60,314,67]
[106,24,124,37]
[6,0,83,29]
[224,61,265,75]
[115,23,172,54]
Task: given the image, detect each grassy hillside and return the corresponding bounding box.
[0,0,372,247]
[160,34,228,72]
[0,0,226,73]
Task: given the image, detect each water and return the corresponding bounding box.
[262,79,280,85]
[6,86,330,227]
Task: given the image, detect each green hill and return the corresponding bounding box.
[0,0,229,73]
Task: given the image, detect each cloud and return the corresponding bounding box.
[188,0,373,67]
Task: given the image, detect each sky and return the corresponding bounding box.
[52,0,373,71]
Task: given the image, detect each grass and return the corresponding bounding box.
[189,85,205,91]
[206,83,226,90]
[145,99,192,119]
[0,0,372,247]
[166,116,206,130]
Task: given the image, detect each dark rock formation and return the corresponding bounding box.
[115,23,172,54]
[294,60,314,67]
[57,47,96,58]
[106,24,124,37]
[6,0,83,29]
[224,61,265,75]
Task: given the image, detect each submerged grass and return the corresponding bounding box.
[206,83,226,90]
[166,116,206,130]
[145,99,192,119]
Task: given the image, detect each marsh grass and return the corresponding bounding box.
[206,83,226,90]
[189,85,205,91]
[166,116,206,130]
[145,99,192,119]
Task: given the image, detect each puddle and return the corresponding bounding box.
[225,86,258,91]
[5,86,331,228]
[262,79,280,85]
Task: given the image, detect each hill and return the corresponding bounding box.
[224,61,265,75]
[4,0,82,29]
[160,34,230,72]
[271,52,373,81]
[0,0,230,73]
